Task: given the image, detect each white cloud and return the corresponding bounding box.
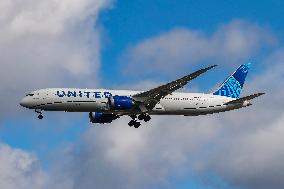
[199,48,284,189]
[206,113,284,189]
[0,144,47,189]
[121,20,276,77]
[46,116,224,189]
[1,0,110,36]
[0,0,113,116]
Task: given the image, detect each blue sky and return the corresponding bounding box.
[100,0,284,85]
[0,1,284,189]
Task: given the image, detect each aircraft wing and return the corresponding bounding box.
[224,93,265,105]
[132,65,217,111]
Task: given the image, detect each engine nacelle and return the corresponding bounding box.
[89,112,117,124]
[109,96,134,110]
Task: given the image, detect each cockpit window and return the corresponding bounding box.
[26,94,34,96]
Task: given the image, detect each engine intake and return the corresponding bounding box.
[89,112,117,124]
[109,96,134,110]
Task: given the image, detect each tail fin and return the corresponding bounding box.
[213,63,252,99]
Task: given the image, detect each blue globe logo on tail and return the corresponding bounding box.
[213,63,251,99]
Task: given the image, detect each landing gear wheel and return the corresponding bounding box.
[128,120,136,127]
[134,122,141,128]
[138,114,151,122]
[144,116,151,122]
[129,115,137,120]
[138,114,144,120]
[38,114,43,119]
[128,119,137,127]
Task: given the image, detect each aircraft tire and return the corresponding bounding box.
[144,116,151,122]
[38,114,43,119]
[128,120,135,127]
[134,122,141,128]
[138,114,144,120]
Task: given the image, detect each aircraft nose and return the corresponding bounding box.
[20,97,30,108]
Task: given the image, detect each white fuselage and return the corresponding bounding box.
[20,88,248,116]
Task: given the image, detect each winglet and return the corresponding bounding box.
[186,65,217,81]
[203,65,218,72]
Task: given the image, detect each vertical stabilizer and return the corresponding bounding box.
[213,63,251,99]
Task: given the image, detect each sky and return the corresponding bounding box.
[0,0,284,189]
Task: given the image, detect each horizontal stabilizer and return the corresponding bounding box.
[224,93,265,105]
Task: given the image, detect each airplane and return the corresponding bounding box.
[20,63,264,128]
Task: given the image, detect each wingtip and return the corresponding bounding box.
[258,92,265,96]
[206,65,218,70]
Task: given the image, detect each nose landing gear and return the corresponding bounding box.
[35,109,43,120]
[38,114,43,119]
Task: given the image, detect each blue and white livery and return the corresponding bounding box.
[20,63,264,128]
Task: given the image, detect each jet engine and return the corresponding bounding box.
[108,96,134,110]
[89,112,117,124]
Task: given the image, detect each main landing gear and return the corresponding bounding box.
[128,119,141,128]
[138,114,151,122]
[35,109,43,120]
[128,114,151,128]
